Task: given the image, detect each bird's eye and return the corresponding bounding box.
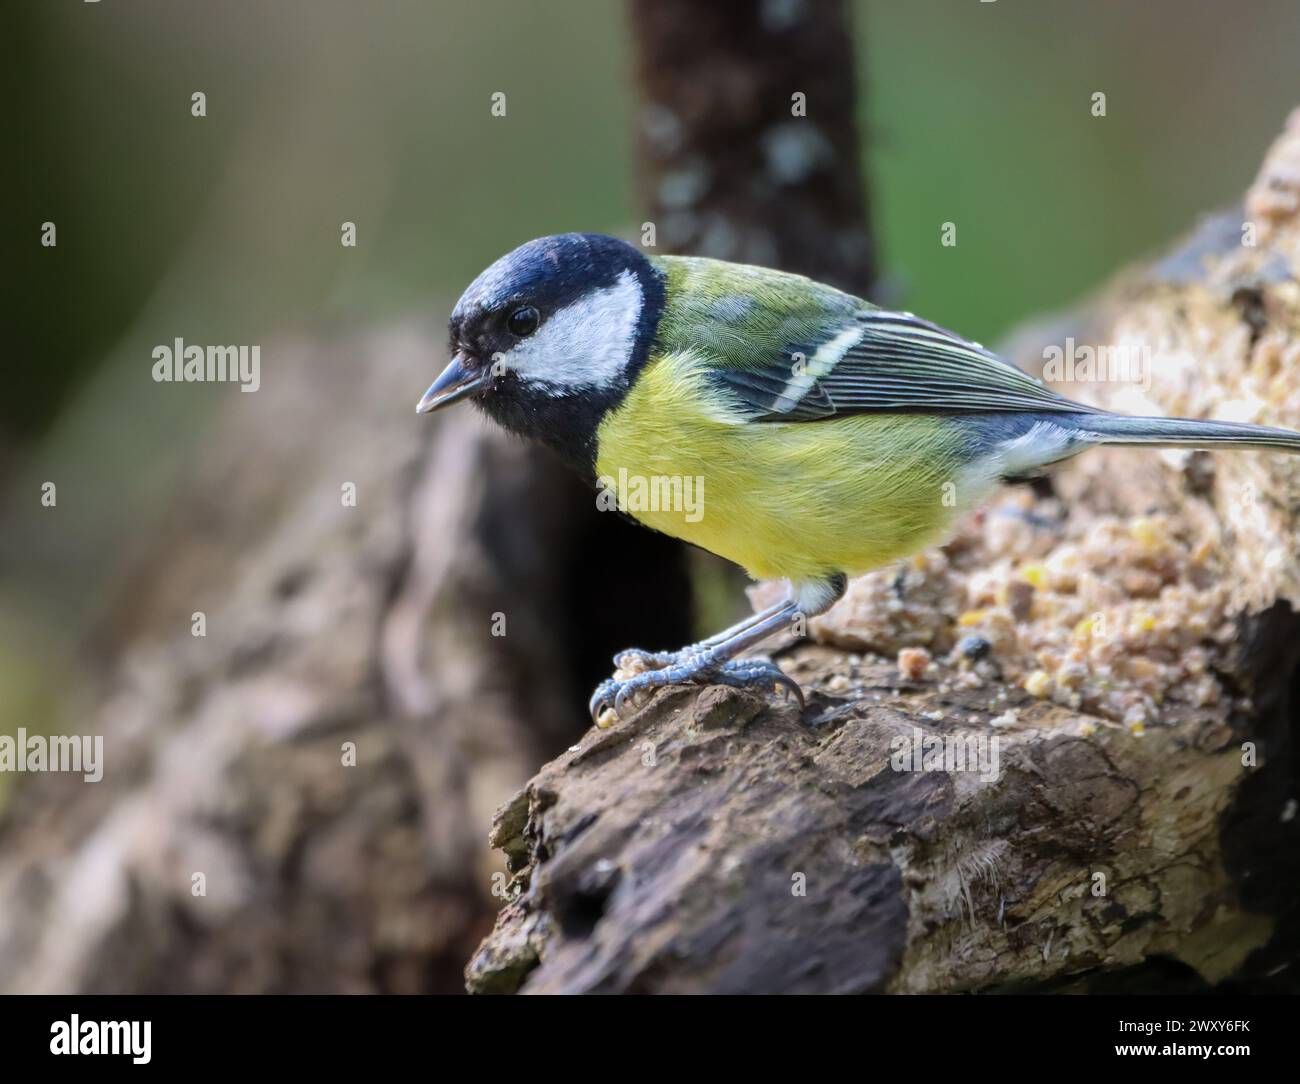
[507,306,540,338]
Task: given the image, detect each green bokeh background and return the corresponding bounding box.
[3,0,1300,739]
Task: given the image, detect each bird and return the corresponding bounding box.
[416,232,1300,723]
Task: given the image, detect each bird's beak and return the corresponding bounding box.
[416,352,484,414]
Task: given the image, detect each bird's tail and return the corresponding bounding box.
[1075,412,1300,453]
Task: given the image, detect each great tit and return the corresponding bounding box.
[417,232,1300,721]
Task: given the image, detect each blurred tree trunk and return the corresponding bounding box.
[630,0,875,294]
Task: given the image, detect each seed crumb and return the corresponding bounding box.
[897,647,931,681]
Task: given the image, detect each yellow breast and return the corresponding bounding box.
[595,353,976,582]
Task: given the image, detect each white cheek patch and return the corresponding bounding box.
[498,269,643,391]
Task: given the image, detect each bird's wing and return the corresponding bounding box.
[704,308,1099,422]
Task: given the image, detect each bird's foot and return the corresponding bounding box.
[589,656,803,725]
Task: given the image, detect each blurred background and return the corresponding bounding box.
[3,0,1300,992]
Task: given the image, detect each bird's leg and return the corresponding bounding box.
[591,602,801,720]
[611,600,792,671]
[590,575,847,722]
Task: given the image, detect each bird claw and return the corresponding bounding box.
[613,682,642,716]
[587,657,804,724]
[588,678,621,721]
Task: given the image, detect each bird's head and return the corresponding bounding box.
[417,233,664,467]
